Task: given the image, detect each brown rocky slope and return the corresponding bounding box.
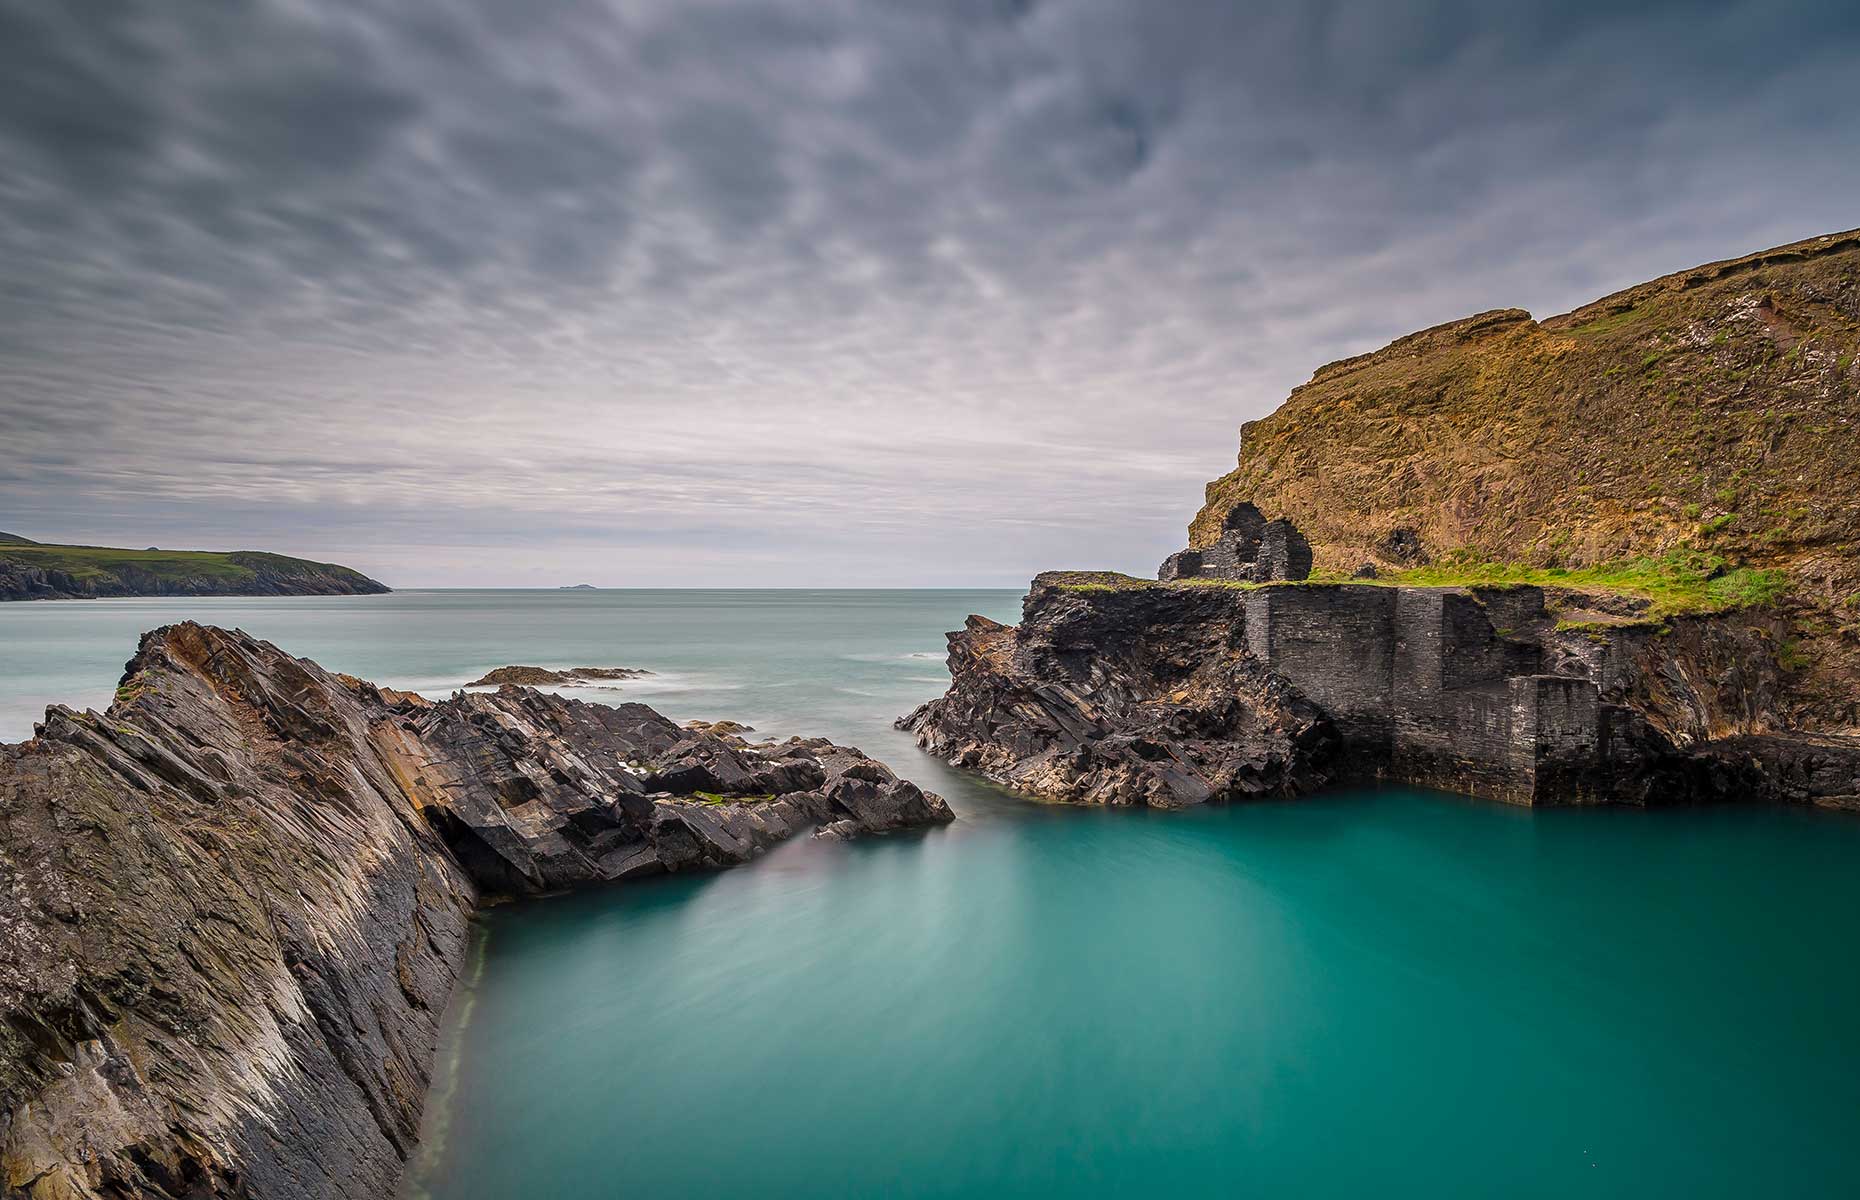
[1192,229,1860,589]
[1,624,949,1199]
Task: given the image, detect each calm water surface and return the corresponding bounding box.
[3,591,1857,1198]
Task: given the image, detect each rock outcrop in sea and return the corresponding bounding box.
[0,623,949,1199]
[902,570,1860,809]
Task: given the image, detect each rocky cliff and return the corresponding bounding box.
[904,229,1860,811]
[0,543,389,601]
[1193,228,1860,717]
[903,573,1860,810]
[1191,231,1860,586]
[1,624,949,1199]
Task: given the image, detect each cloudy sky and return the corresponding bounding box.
[2,0,1856,586]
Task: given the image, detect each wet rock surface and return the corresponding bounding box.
[902,574,1860,810]
[1,623,949,1199]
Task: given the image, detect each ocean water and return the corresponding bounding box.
[4,591,1859,1198]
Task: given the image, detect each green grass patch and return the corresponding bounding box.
[1569,307,1648,337]
[1049,552,1789,619]
[1,542,380,591]
[1382,550,1787,617]
[690,791,775,806]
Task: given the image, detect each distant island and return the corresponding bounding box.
[0,531,389,601]
[559,583,598,590]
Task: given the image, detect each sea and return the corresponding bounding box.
[3,589,1857,1199]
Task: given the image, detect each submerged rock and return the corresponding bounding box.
[462,664,651,687]
[0,623,950,1199]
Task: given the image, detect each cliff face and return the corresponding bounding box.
[1188,229,1860,719]
[903,574,1860,811]
[1,624,949,1199]
[1191,231,1860,595]
[0,546,389,601]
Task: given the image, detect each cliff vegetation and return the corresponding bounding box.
[0,538,389,600]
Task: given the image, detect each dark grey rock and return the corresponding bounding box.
[1157,549,1201,581]
[1379,527,1428,564]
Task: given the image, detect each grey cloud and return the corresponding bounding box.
[2,0,1858,585]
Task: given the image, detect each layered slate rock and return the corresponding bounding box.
[902,574,1860,809]
[1,624,950,1200]
[0,625,474,1200]
[378,685,951,896]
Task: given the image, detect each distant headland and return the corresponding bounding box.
[0,531,389,600]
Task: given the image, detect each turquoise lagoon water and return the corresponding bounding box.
[3,590,1858,1198]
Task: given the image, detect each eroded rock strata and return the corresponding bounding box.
[1,623,949,1199]
[902,573,1860,810]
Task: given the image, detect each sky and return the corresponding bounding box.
[2,1,1857,587]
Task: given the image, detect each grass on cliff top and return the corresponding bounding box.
[1367,550,1789,617]
[1047,551,1789,618]
[0,542,369,584]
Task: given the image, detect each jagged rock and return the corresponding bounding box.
[900,585,1339,807]
[902,575,1860,810]
[1,624,950,1199]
